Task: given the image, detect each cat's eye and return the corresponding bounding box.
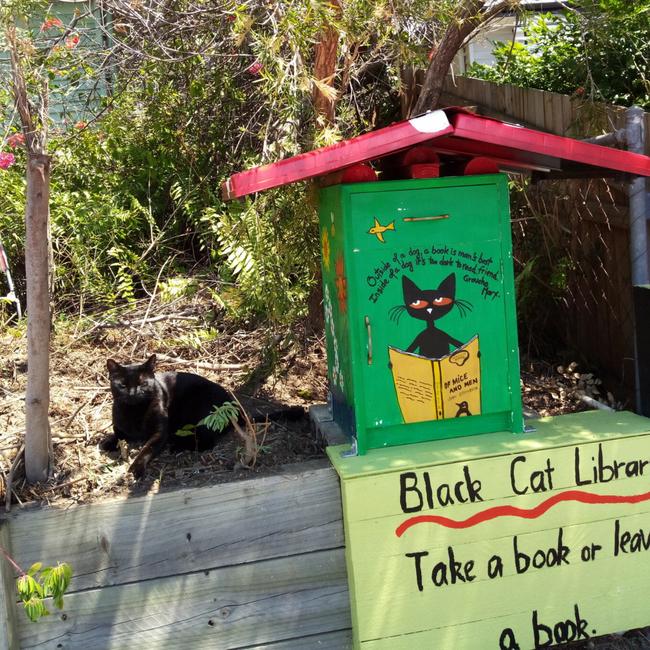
[433,297,452,306]
[409,299,429,309]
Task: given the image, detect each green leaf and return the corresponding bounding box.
[27,562,43,577]
[23,596,49,623]
[174,423,196,437]
[16,576,32,601]
[16,574,41,601]
[43,563,72,604]
[199,402,240,433]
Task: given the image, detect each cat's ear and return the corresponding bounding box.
[106,359,120,374]
[438,273,456,297]
[144,354,156,373]
[402,275,420,300]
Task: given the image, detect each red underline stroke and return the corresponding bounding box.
[395,489,650,536]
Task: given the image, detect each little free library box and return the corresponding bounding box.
[224,108,650,648]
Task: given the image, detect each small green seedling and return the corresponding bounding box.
[16,562,72,622]
[174,422,197,437]
[199,401,240,432]
[173,402,240,439]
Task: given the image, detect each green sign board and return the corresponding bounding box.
[319,174,523,454]
[328,410,650,649]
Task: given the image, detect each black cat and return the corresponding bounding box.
[102,354,238,478]
[389,273,472,359]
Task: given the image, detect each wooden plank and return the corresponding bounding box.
[353,533,650,643]
[0,520,19,650]
[18,548,351,650]
[542,88,555,133]
[342,436,650,524]
[359,584,650,649]
[451,111,650,177]
[553,94,572,135]
[9,461,344,592]
[328,410,650,480]
[526,88,547,130]
[332,414,650,648]
[247,629,352,649]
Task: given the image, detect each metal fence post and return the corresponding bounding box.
[627,105,650,415]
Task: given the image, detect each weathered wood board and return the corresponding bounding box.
[8,460,343,592]
[3,461,353,649]
[328,410,650,649]
[0,520,19,650]
[18,549,349,649]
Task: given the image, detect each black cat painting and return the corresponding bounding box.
[389,273,472,359]
[102,354,236,478]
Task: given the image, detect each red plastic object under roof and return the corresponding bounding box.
[464,157,500,176]
[223,108,650,200]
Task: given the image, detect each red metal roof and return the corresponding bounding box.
[223,108,650,200]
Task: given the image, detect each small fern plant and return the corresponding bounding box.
[174,401,240,439]
[200,402,240,432]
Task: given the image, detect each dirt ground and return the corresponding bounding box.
[0,289,624,509]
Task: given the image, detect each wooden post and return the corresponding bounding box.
[24,154,52,483]
[0,521,19,650]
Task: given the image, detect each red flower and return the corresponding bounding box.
[0,152,16,170]
[575,87,585,96]
[6,133,25,148]
[65,34,80,49]
[247,60,263,76]
[74,121,87,130]
[41,17,63,30]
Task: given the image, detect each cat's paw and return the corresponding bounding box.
[128,458,146,479]
[99,434,119,452]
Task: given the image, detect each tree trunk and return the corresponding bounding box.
[410,0,516,117]
[312,0,341,125]
[307,3,341,333]
[24,154,52,483]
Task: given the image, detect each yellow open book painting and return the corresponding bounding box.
[389,335,481,423]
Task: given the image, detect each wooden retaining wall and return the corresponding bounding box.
[0,460,352,649]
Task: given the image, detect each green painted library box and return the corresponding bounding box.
[319,173,524,454]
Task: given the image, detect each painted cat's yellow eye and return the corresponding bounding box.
[409,299,429,309]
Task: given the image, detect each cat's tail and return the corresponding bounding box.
[235,395,305,423]
[250,405,306,422]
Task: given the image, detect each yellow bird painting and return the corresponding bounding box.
[368,218,395,243]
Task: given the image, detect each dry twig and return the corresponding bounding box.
[5,443,25,512]
[156,353,246,371]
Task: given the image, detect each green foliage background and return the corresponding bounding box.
[0,0,448,323]
[468,0,650,109]
[2,0,648,326]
